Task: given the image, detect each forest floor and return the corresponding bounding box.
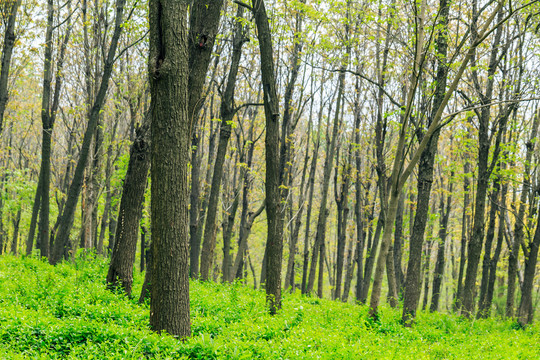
[0,254,538,359]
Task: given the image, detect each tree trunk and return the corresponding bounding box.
[106,118,150,296]
[402,0,448,324]
[477,172,501,317]
[190,116,217,278]
[455,161,470,311]
[507,109,538,317]
[461,7,507,317]
[139,244,152,304]
[0,0,21,133]
[518,210,540,327]
[393,191,405,294]
[301,100,322,294]
[430,176,452,312]
[252,0,283,314]
[26,171,42,255]
[51,0,126,265]
[148,0,191,338]
[200,6,246,281]
[307,71,345,296]
[10,207,21,255]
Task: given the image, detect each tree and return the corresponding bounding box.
[249,0,283,314]
[0,0,21,134]
[50,0,127,264]
[148,0,191,337]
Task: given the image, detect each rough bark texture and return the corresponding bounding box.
[149,0,191,338]
[106,119,150,296]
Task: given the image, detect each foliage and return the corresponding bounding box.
[0,255,539,359]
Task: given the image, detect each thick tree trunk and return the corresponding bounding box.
[148,0,191,338]
[106,119,150,296]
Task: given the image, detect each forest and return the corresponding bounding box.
[1,0,540,357]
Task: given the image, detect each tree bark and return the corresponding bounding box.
[106,118,151,296]
[149,0,191,338]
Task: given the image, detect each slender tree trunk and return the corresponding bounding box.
[461,7,507,317]
[190,118,217,277]
[477,171,501,317]
[301,101,322,294]
[430,176,452,312]
[518,211,540,327]
[139,244,152,304]
[200,7,246,280]
[10,207,21,255]
[0,0,21,133]
[51,0,126,264]
[359,214,383,303]
[455,161,470,311]
[507,110,538,317]
[402,0,448,324]
[106,117,150,296]
[252,0,283,314]
[307,71,345,296]
[393,191,405,295]
[334,140,353,300]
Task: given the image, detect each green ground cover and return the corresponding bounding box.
[0,254,538,359]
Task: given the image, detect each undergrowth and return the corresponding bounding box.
[0,254,538,359]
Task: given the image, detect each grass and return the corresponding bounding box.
[0,254,538,359]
